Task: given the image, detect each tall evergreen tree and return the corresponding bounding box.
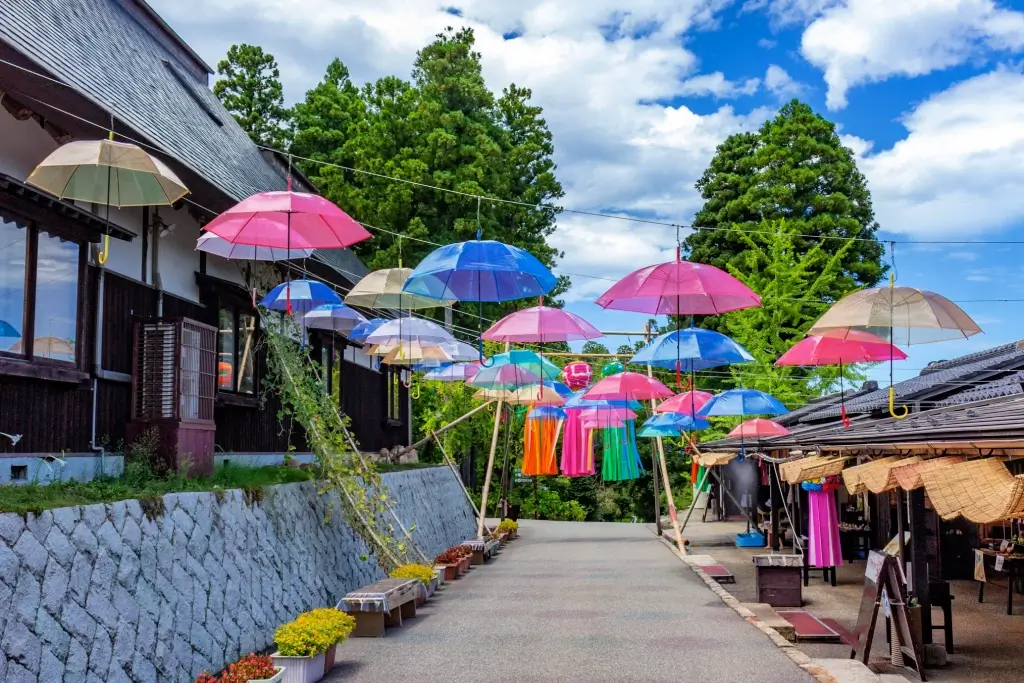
[213,44,291,149]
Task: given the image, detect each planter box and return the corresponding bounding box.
[324,644,337,674]
[438,563,459,581]
[250,668,286,683]
[498,533,508,547]
[458,557,471,575]
[270,652,326,683]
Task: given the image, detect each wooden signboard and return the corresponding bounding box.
[850,551,926,681]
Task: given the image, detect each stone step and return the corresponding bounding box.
[812,659,881,683]
[741,602,796,642]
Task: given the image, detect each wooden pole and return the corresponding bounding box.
[647,361,685,551]
[394,400,494,458]
[643,323,663,536]
[678,465,713,537]
[477,341,510,538]
[432,430,483,524]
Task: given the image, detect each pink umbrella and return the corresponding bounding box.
[655,389,714,415]
[775,330,907,366]
[595,253,761,315]
[482,305,601,343]
[728,418,790,439]
[582,371,673,401]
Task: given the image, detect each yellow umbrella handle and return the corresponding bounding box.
[889,386,908,419]
[97,233,110,265]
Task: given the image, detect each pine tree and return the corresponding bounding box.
[213,44,291,149]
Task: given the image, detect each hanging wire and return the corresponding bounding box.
[888,241,909,419]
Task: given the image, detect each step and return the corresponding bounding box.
[812,659,880,683]
[741,603,796,642]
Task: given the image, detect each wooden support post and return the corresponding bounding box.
[909,488,932,643]
[652,449,662,536]
[395,400,494,458]
[477,341,510,538]
[896,488,909,572]
[647,363,685,551]
[770,456,781,551]
[433,431,482,524]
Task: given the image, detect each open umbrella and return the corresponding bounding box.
[696,389,788,418]
[346,267,454,310]
[630,327,754,370]
[728,419,790,439]
[482,305,601,343]
[640,412,710,437]
[655,390,714,415]
[260,279,341,314]
[506,382,573,406]
[11,336,75,359]
[348,318,387,344]
[470,364,544,390]
[301,304,367,334]
[582,371,673,402]
[364,318,454,346]
[368,341,455,366]
[479,351,561,383]
[197,232,314,261]
[527,406,566,421]
[423,362,481,382]
[0,320,20,338]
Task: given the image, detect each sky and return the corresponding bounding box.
[152,0,1024,385]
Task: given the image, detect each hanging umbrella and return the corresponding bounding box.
[655,390,714,415]
[506,382,573,406]
[582,371,673,401]
[423,362,481,382]
[402,240,557,302]
[0,320,20,338]
[776,330,907,366]
[346,267,454,310]
[728,419,790,439]
[301,304,367,334]
[696,389,788,418]
[564,389,642,411]
[369,341,455,366]
[349,318,387,344]
[595,254,761,315]
[629,327,754,370]
[527,406,567,421]
[482,305,601,343]
[364,318,454,346]
[436,340,480,361]
[473,387,516,400]
[470,364,544,390]
[645,412,710,431]
[11,336,75,358]
[260,279,341,314]
[807,286,981,345]
[480,351,561,382]
[196,232,314,261]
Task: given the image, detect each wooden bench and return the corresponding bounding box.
[339,578,421,637]
[462,540,487,565]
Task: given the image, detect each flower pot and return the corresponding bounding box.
[439,564,458,581]
[324,644,337,673]
[270,651,326,683]
[250,667,286,683]
[458,557,471,574]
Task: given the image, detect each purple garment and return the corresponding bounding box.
[807,489,843,568]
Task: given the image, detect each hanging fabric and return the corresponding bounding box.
[523,417,559,476]
[559,409,594,477]
[600,421,643,481]
[803,476,843,569]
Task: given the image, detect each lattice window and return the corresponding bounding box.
[132,318,216,422]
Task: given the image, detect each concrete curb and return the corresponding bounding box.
[658,536,841,683]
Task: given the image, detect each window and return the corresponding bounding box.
[387,370,402,422]
[217,306,256,394]
[0,218,81,364]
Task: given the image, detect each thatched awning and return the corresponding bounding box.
[842,456,906,494]
[858,456,922,493]
[891,456,964,491]
[778,455,849,484]
[920,459,1024,523]
[696,451,738,467]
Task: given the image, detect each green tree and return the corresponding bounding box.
[213,44,291,149]
[684,100,886,307]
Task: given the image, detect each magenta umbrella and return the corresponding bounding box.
[482,305,601,343]
[655,389,714,415]
[775,330,907,366]
[728,418,790,439]
[595,255,761,316]
[583,371,673,401]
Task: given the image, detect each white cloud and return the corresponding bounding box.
[947,251,979,261]
[855,68,1024,238]
[763,64,804,98]
[757,37,777,48]
[678,72,761,98]
[743,0,842,26]
[798,0,1024,109]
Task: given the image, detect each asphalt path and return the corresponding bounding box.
[327,521,812,683]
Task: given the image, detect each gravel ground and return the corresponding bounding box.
[325,521,812,683]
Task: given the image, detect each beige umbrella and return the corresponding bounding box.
[10,336,75,359]
[345,268,455,310]
[473,387,515,400]
[366,340,454,366]
[506,384,566,406]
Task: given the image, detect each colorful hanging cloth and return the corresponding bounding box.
[560,409,594,477]
[523,416,559,476]
[805,483,843,569]
[600,421,644,481]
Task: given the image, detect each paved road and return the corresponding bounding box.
[327,521,811,683]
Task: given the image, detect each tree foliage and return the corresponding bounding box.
[213,44,291,149]
[684,100,886,308]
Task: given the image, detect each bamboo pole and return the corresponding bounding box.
[432,430,483,524]
[647,362,686,551]
[394,400,494,457]
[477,341,511,538]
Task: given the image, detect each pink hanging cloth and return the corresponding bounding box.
[560,410,594,477]
[807,484,843,569]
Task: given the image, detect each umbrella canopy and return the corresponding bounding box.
[368,341,456,365]
[301,304,367,333]
[0,320,20,338]
[728,418,790,438]
[527,406,567,421]
[482,305,602,343]
[696,389,788,418]
[486,350,561,381]
[581,415,626,429]
[470,364,544,390]
[202,187,371,249]
[808,286,982,345]
[402,239,557,302]
[655,390,714,415]
[643,412,711,432]
[348,318,387,344]
[260,279,341,314]
[27,139,188,206]
[629,327,754,370]
[346,267,454,310]
[423,362,481,382]
[506,381,573,406]
[474,387,515,400]
[435,340,479,362]
[564,389,642,411]
[595,257,761,315]
[196,232,314,261]
[364,317,454,346]
[583,371,673,401]
[10,336,75,359]
[776,330,907,366]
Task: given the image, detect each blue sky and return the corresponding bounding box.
[155,0,1024,385]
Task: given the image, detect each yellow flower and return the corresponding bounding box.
[389,563,435,587]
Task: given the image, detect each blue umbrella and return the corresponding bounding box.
[642,412,710,432]
[527,405,567,421]
[261,279,341,314]
[422,362,480,381]
[563,388,642,411]
[0,320,19,338]
[696,388,788,418]
[402,239,557,302]
[629,327,754,371]
[348,318,387,344]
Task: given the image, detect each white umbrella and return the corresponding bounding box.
[364,317,454,346]
[197,232,315,261]
[302,304,367,334]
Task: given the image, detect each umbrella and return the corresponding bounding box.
[506,382,573,406]
[696,389,788,418]
[349,318,387,344]
[369,341,454,366]
[301,304,367,334]
[423,362,481,382]
[260,279,341,314]
[364,318,454,346]
[640,413,710,437]
[527,406,567,421]
[728,419,790,439]
[655,390,714,415]
[629,327,754,371]
[470,364,544,390]
[346,267,454,310]
[473,387,515,400]
[564,389,642,411]
[11,336,75,359]
[808,286,981,345]
[435,340,480,361]
[0,320,20,338]
[595,255,761,315]
[480,350,561,382]
[482,305,601,343]
[402,239,557,302]
[196,232,314,261]
[582,371,673,401]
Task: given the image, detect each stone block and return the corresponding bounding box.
[35,605,70,660]
[51,506,81,535]
[62,600,98,643]
[170,507,195,537]
[40,647,65,683]
[12,569,40,626]
[71,521,99,556]
[65,637,89,680]
[0,539,19,586]
[117,546,141,586]
[2,619,41,674]
[112,619,136,667]
[81,504,108,531]
[26,510,53,545]
[41,556,69,616]
[68,550,94,606]
[110,500,128,533]
[121,517,142,554]
[112,582,140,627]
[4,662,35,683]
[44,526,75,568]
[13,530,48,577]
[86,589,120,635]
[130,651,158,683]
[89,550,117,598]
[0,513,25,545]
[88,626,112,679]
[96,520,123,557]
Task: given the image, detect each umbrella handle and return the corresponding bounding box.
[410,383,420,400]
[478,338,494,367]
[97,234,110,265]
[888,387,908,419]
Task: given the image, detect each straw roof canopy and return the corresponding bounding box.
[696,451,737,467]
[891,456,964,491]
[859,456,922,493]
[919,459,1024,523]
[842,456,905,494]
[778,455,849,484]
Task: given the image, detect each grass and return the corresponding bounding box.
[0,463,315,515]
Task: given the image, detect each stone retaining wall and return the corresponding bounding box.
[0,466,476,683]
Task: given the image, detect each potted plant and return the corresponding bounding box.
[390,563,436,605]
[195,654,284,683]
[435,548,464,581]
[272,608,355,683]
[453,545,474,574]
[496,519,519,540]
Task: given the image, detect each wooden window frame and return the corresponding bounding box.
[385,368,403,426]
[215,302,259,398]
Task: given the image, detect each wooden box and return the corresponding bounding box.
[753,554,803,607]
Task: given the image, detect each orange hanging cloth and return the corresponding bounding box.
[523,419,559,476]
